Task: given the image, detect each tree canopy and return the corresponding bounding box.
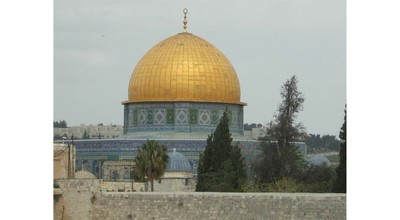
[243,123,263,131]
[305,134,340,153]
[82,130,89,139]
[248,76,338,193]
[251,76,308,185]
[252,140,307,184]
[133,140,169,192]
[53,120,67,128]
[244,76,345,193]
[266,76,306,143]
[196,111,246,192]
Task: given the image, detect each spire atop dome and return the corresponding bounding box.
[183,8,188,33]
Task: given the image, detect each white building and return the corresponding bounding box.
[244,127,267,140]
[54,124,123,139]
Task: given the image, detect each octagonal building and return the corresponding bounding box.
[121,23,246,139]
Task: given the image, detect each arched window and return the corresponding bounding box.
[111,170,119,181]
[82,160,90,172]
[124,171,131,182]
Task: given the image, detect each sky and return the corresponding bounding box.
[54,0,346,136]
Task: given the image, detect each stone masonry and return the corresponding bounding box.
[54,179,346,220]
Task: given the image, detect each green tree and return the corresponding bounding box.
[82,130,89,139]
[302,163,337,193]
[196,111,246,192]
[133,140,169,192]
[252,76,307,186]
[252,141,307,185]
[53,120,67,128]
[243,123,262,131]
[305,134,340,153]
[265,177,304,193]
[332,107,346,193]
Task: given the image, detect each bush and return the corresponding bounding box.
[265,178,304,192]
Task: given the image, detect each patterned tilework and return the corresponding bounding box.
[167,109,174,124]
[154,109,166,125]
[133,110,138,125]
[189,109,198,124]
[211,110,219,125]
[227,111,232,126]
[147,109,154,124]
[232,111,239,126]
[198,109,210,125]
[124,109,128,128]
[176,109,189,125]
[128,110,134,126]
[123,102,243,135]
[138,110,147,125]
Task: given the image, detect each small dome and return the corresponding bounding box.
[125,32,245,106]
[307,154,331,166]
[166,149,192,172]
[75,170,97,179]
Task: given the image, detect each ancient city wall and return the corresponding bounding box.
[54,179,346,220]
[100,181,145,192]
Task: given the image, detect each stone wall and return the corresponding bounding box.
[153,178,196,192]
[100,181,145,192]
[91,192,345,220]
[54,179,346,220]
[54,144,76,179]
[55,179,100,220]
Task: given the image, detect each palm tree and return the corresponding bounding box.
[134,140,169,192]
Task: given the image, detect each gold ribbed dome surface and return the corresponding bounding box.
[126,32,245,105]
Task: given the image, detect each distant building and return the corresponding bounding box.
[244,127,307,156]
[54,124,123,139]
[153,149,195,192]
[244,127,267,140]
[101,160,135,182]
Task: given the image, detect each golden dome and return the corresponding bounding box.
[125,32,246,106]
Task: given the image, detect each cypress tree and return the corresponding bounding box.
[332,107,346,193]
[196,111,246,192]
[211,110,232,170]
[82,130,89,139]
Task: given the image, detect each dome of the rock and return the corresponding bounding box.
[121,11,246,139]
[124,32,245,106]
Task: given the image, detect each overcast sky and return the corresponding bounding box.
[54,0,346,136]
